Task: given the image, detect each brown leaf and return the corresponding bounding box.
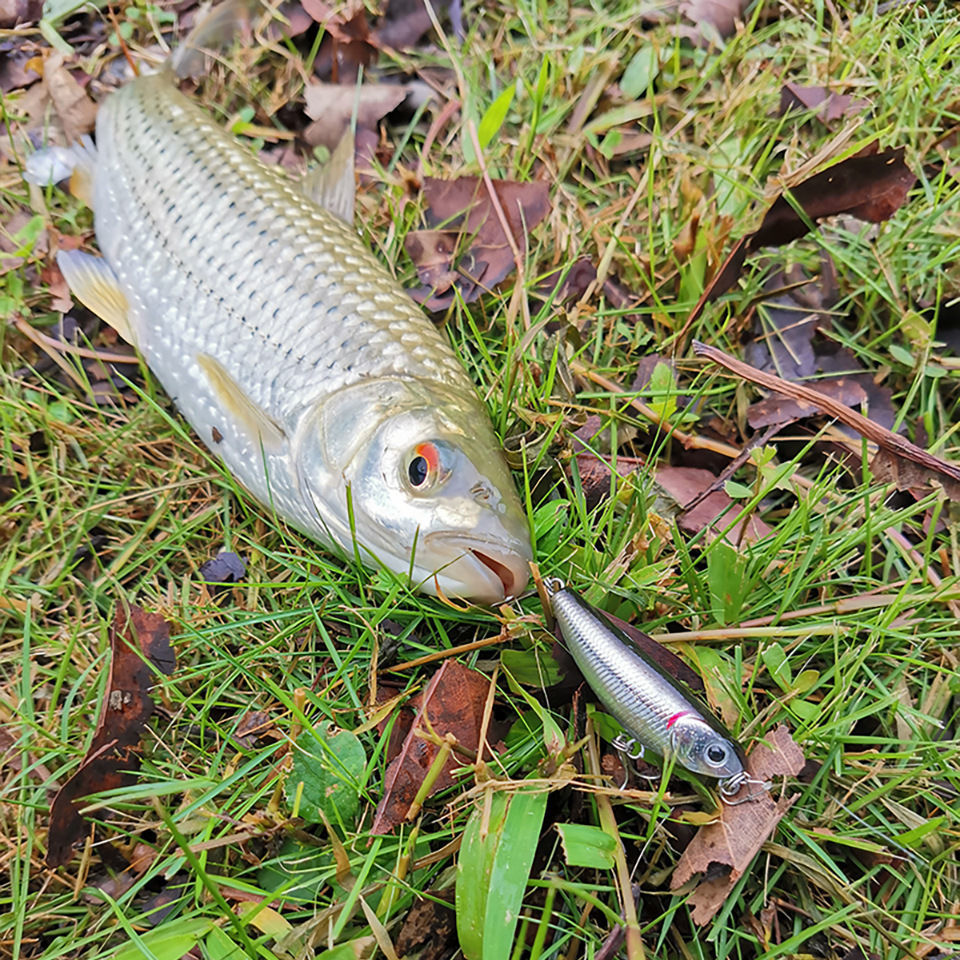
[371,660,490,834]
[0,0,41,27]
[746,377,866,429]
[670,725,805,924]
[779,83,869,125]
[407,177,549,308]
[679,0,747,38]
[395,891,457,960]
[656,465,773,544]
[305,2,376,83]
[695,341,960,499]
[751,147,916,250]
[43,53,98,144]
[698,147,915,310]
[47,605,175,868]
[303,81,409,148]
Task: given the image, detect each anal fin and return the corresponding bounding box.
[56,250,136,344]
[197,353,286,450]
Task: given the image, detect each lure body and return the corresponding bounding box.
[548,584,746,782]
[26,73,531,602]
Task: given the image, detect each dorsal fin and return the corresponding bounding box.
[301,130,355,224]
[171,0,265,79]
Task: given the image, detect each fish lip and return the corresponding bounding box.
[424,533,531,603]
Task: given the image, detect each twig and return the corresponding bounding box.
[694,341,960,487]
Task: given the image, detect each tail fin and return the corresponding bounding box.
[171,0,266,79]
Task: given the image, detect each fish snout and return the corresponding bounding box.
[424,534,532,604]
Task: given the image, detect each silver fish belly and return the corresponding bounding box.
[546,582,746,784]
[28,74,532,602]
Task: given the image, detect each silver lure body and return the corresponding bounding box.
[27,74,531,602]
[548,584,746,782]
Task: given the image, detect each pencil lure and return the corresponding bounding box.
[545,580,765,803]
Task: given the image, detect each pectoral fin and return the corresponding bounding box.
[301,130,354,224]
[56,250,136,344]
[197,353,286,450]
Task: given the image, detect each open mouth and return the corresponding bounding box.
[471,549,521,600]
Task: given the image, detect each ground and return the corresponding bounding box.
[2,1,960,959]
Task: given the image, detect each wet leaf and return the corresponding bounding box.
[780,83,869,125]
[752,146,916,250]
[46,605,175,868]
[406,176,549,309]
[287,724,366,828]
[670,724,806,924]
[371,660,490,834]
[702,146,916,306]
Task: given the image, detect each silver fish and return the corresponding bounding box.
[25,72,531,602]
[546,581,757,798]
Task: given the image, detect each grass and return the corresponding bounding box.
[2,0,960,958]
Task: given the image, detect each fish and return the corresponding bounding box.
[545,580,758,799]
[25,55,532,603]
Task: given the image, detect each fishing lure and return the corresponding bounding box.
[545,580,767,803]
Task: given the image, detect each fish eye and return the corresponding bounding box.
[408,455,429,487]
[405,442,446,491]
[706,744,728,766]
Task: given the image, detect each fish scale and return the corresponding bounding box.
[27,68,532,601]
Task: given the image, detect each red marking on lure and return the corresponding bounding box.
[665,711,689,730]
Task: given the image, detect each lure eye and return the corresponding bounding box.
[706,744,728,766]
[405,442,444,491]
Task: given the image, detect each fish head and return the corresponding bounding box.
[296,378,532,603]
[668,715,746,780]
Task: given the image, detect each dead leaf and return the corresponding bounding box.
[670,724,805,924]
[47,605,176,868]
[304,2,376,83]
[752,146,916,250]
[695,341,960,499]
[746,377,866,429]
[199,550,246,591]
[43,53,98,143]
[695,146,915,312]
[406,177,549,308]
[679,0,747,38]
[302,81,409,148]
[656,465,773,544]
[780,83,869,125]
[394,891,457,960]
[0,0,40,27]
[371,660,490,834]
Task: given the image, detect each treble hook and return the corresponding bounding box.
[612,733,660,790]
[718,771,771,805]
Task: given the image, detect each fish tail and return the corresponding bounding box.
[170,0,267,79]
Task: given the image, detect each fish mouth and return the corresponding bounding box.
[423,534,532,604]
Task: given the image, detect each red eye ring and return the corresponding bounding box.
[415,442,441,474]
